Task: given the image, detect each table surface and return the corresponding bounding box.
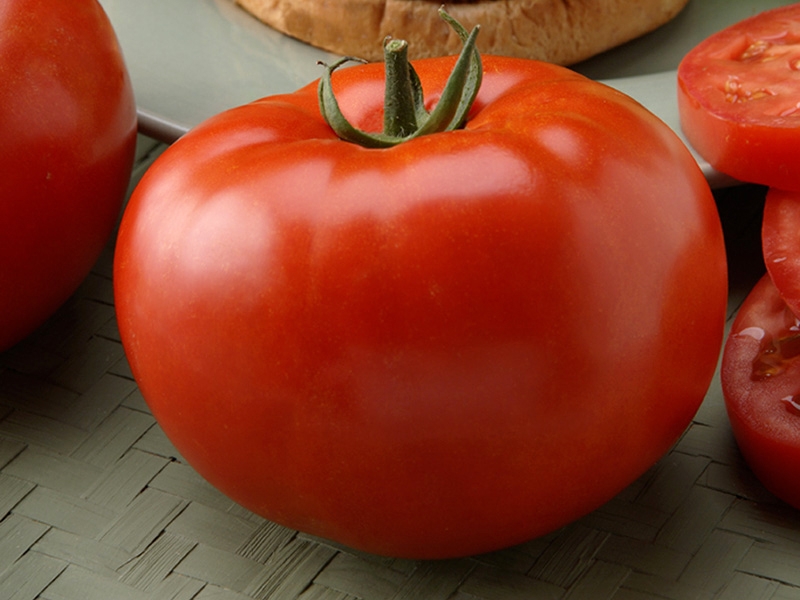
[0,137,791,600]
[2,2,800,599]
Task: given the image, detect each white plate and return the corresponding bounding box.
[98,0,794,187]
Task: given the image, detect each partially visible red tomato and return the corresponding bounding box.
[677,3,800,191]
[115,47,727,558]
[721,273,800,509]
[763,187,800,317]
[0,0,137,351]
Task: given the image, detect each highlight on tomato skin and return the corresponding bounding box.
[721,273,800,510]
[676,3,800,191]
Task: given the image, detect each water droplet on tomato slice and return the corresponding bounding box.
[781,395,800,416]
[778,102,800,117]
[738,326,766,341]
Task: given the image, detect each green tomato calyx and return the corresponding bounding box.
[317,8,482,148]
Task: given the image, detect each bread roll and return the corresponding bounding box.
[235,0,690,63]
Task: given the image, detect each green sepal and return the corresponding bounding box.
[318,8,482,149]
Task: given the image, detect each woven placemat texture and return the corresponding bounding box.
[1,136,798,600]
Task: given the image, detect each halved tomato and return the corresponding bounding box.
[721,273,800,509]
[677,4,800,190]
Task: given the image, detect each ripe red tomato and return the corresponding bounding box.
[677,4,800,191]
[114,54,727,558]
[721,273,800,510]
[763,187,800,318]
[0,0,137,351]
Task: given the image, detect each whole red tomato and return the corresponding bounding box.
[0,0,137,351]
[115,35,727,558]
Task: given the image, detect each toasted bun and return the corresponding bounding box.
[235,0,690,64]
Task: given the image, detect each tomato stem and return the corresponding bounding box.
[317,8,482,148]
[383,38,421,138]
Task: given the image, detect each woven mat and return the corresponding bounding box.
[1,136,798,600]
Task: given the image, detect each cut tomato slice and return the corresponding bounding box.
[763,187,800,318]
[722,273,800,509]
[678,4,800,190]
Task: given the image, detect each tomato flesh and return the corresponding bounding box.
[722,273,800,509]
[677,4,800,191]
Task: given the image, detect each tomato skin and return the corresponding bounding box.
[115,56,727,558]
[0,0,137,351]
[763,187,800,318]
[677,4,800,191]
[721,273,800,510]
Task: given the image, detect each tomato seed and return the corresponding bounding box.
[740,39,771,60]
